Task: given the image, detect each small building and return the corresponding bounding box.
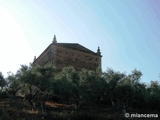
[33,35,102,71]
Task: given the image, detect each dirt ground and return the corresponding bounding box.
[0,98,135,120]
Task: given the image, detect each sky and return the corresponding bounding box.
[0,0,160,84]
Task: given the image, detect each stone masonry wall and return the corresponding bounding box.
[53,45,101,71]
[33,46,52,66]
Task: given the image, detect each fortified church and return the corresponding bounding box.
[33,35,102,71]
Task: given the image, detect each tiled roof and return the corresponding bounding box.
[53,43,98,55]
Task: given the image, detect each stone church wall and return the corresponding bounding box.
[34,46,52,66]
[53,45,101,71]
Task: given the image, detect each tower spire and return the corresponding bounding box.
[52,35,57,43]
[97,46,101,55]
[33,56,36,61]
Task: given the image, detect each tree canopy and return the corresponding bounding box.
[0,63,160,113]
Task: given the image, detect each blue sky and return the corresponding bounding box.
[0,0,160,84]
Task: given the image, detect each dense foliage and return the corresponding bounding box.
[1,63,160,113]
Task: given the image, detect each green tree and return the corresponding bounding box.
[6,71,23,98]
[115,76,134,110]
[16,63,55,112]
[147,80,160,110]
[53,67,79,104]
[102,68,125,108]
[0,72,6,90]
[0,72,7,98]
[78,68,117,105]
[128,69,142,85]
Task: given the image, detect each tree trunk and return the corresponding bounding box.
[40,98,45,113]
